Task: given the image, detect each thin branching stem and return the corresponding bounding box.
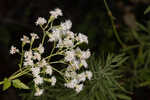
[19,43,24,71]
[104,0,126,48]
[0,67,30,85]
[48,41,56,61]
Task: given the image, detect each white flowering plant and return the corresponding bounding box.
[0,8,92,96]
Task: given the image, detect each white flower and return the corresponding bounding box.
[80,49,91,59]
[37,59,47,67]
[45,65,52,75]
[66,31,75,39]
[24,50,33,60]
[65,79,78,89]
[71,59,80,70]
[75,84,83,93]
[77,72,86,82]
[61,20,72,30]
[31,33,39,40]
[49,28,61,42]
[75,47,82,56]
[64,71,70,78]
[31,67,40,77]
[56,39,63,48]
[34,88,44,96]
[76,33,88,44]
[24,51,34,66]
[63,39,74,47]
[81,59,88,68]
[35,17,47,25]
[24,59,34,66]
[66,65,74,71]
[65,50,75,62]
[85,71,92,80]
[21,35,30,44]
[33,52,41,61]
[34,75,43,85]
[37,44,44,54]
[10,46,19,55]
[65,70,77,78]
[49,8,63,18]
[51,76,56,86]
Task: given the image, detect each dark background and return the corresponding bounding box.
[0,0,150,100]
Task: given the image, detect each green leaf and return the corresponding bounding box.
[3,78,11,91]
[12,79,29,89]
[140,80,150,87]
[144,6,150,15]
[117,94,131,100]
[44,78,51,82]
[136,22,148,32]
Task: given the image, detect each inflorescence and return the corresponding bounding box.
[10,8,92,96]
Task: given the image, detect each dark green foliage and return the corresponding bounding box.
[118,20,150,91]
[20,54,131,100]
[144,6,150,15]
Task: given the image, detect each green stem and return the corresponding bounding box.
[52,67,63,75]
[0,67,30,85]
[131,30,144,45]
[122,44,140,51]
[45,52,64,60]
[11,66,27,76]
[9,67,30,80]
[47,21,53,32]
[50,60,67,64]
[40,25,46,46]
[51,67,68,82]
[45,42,80,60]
[0,81,4,85]
[19,43,24,71]
[104,0,125,48]
[48,42,56,61]
[30,38,34,50]
[44,16,53,30]
[42,32,46,46]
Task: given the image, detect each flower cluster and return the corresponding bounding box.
[10,8,92,96]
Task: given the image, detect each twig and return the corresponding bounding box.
[104,0,126,48]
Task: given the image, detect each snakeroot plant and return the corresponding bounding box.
[0,8,92,96]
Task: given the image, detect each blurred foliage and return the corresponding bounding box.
[144,5,150,14]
